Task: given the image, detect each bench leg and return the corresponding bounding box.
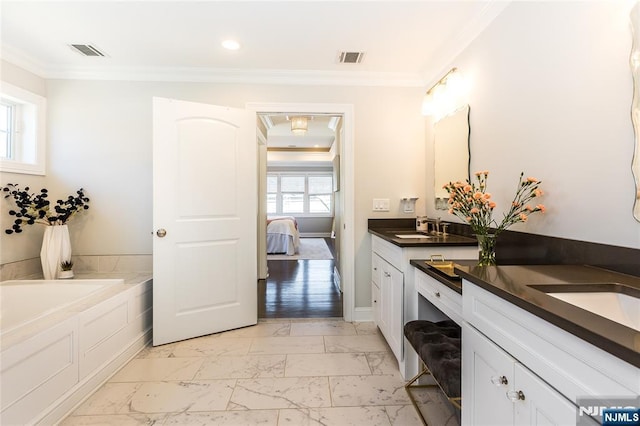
[404,360,462,425]
[404,361,439,426]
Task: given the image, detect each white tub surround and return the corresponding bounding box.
[0,273,152,425]
[1,279,121,334]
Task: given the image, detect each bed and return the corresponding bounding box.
[267,216,301,255]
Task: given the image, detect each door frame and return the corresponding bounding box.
[246,102,355,322]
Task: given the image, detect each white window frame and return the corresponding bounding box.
[267,172,334,217]
[0,82,46,175]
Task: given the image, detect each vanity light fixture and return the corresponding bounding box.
[290,116,308,135]
[421,67,467,119]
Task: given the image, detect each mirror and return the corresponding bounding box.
[631,2,640,221]
[433,105,470,209]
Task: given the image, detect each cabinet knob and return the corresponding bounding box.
[156,228,167,238]
[506,390,525,402]
[374,267,377,271]
[373,299,377,303]
[384,272,391,277]
[435,291,441,298]
[490,375,508,386]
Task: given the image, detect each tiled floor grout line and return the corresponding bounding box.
[60,320,457,425]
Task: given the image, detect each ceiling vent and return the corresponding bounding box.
[338,51,365,64]
[69,44,106,57]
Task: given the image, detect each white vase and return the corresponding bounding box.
[58,270,74,279]
[40,225,72,280]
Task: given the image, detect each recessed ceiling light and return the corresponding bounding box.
[221,39,241,50]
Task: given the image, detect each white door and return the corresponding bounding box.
[152,97,257,346]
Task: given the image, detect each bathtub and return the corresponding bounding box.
[0,279,122,335]
[0,276,152,425]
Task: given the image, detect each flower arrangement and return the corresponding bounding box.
[1,184,90,234]
[443,171,545,265]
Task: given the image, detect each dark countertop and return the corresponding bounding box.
[369,228,478,248]
[454,264,640,368]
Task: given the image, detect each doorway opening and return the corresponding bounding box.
[250,103,353,320]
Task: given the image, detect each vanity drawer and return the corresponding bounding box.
[415,269,462,325]
[371,235,403,270]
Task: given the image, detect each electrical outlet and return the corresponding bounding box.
[373,198,390,211]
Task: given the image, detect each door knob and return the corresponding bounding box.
[156,228,167,238]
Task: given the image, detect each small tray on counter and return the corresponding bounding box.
[424,255,461,279]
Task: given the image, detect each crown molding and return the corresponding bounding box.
[1,45,424,87]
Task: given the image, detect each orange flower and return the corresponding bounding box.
[488,201,496,208]
[470,207,480,214]
[473,192,483,199]
[466,216,472,222]
[534,189,544,197]
[463,184,472,193]
[536,204,546,212]
[519,213,528,221]
[525,205,533,211]
[526,177,538,183]
[483,193,492,200]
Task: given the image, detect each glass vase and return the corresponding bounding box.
[476,233,497,266]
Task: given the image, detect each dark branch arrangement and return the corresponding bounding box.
[1,184,90,234]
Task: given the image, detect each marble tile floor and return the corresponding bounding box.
[61,319,460,426]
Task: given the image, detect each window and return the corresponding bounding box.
[308,175,332,214]
[267,173,333,216]
[0,101,15,160]
[0,82,46,175]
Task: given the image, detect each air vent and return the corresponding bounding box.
[338,51,365,64]
[69,44,106,57]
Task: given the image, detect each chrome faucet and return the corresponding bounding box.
[427,217,442,235]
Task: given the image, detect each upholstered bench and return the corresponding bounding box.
[403,320,462,425]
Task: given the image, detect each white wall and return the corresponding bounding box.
[426,1,640,249]
[3,77,425,308]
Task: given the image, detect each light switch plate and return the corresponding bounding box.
[373,198,390,211]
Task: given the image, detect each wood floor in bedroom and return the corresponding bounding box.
[259,239,342,318]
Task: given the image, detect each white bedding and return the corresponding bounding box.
[266,217,300,255]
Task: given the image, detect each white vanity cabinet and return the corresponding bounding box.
[372,252,403,360]
[462,279,638,426]
[463,324,578,426]
[370,234,477,378]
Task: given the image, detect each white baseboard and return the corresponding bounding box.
[351,307,373,322]
[300,233,332,238]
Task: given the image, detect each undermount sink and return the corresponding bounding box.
[395,234,434,239]
[529,283,640,332]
